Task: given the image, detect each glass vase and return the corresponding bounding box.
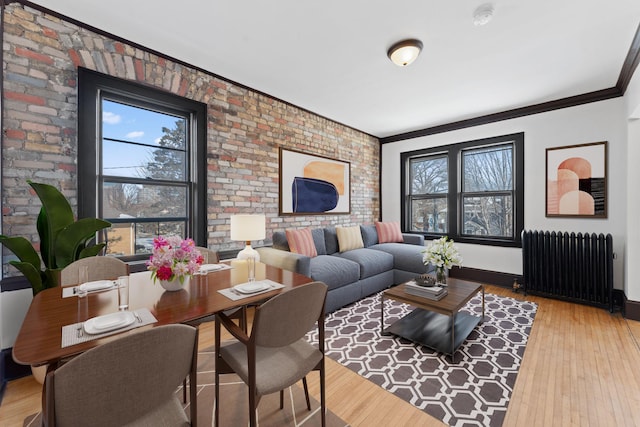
[435,267,448,285]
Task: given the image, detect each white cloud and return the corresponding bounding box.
[126,131,144,139]
[103,111,121,124]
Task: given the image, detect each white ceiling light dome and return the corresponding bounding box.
[473,3,495,26]
[387,39,423,67]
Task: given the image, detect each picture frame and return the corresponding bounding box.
[279,147,351,215]
[545,141,607,218]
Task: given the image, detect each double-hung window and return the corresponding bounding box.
[402,132,524,247]
[78,68,207,260]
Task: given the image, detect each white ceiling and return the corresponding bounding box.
[27,0,640,138]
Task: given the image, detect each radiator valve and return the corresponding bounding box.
[512,280,522,293]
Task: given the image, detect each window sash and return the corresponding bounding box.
[400,132,524,247]
[77,67,207,261]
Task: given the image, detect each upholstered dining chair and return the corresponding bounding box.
[181,246,245,403]
[195,245,218,264]
[215,281,328,427]
[44,324,199,427]
[59,256,129,286]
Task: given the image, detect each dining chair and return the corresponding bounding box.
[44,324,198,427]
[215,280,328,427]
[181,246,245,404]
[59,256,129,286]
[195,246,218,264]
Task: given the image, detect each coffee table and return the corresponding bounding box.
[380,278,485,361]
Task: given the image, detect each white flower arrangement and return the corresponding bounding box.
[422,236,463,270]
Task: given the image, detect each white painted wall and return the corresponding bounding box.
[382,97,629,292]
[625,67,640,301]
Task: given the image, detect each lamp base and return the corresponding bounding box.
[237,244,260,262]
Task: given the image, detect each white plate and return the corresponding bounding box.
[199,264,223,273]
[84,311,136,334]
[234,282,270,294]
[78,280,115,293]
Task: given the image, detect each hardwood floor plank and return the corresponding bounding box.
[1,285,640,427]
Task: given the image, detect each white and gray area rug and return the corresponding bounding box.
[308,290,538,427]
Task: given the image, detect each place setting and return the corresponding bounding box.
[61,275,157,348]
[218,279,285,301]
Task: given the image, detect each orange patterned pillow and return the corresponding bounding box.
[285,228,318,257]
[375,221,404,243]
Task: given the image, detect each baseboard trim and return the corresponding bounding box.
[449,266,522,289]
[0,348,32,403]
[625,299,640,321]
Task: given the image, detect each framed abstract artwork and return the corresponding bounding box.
[279,148,351,215]
[545,141,607,218]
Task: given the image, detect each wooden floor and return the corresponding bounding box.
[1,285,639,426]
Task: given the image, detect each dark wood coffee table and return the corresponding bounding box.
[380,278,485,361]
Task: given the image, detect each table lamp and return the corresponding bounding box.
[230,214,266,262]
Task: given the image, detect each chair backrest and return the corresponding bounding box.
[251,281,327,347]
[195,246,219,264]
[45,324,198,427]
[59,256,129,286]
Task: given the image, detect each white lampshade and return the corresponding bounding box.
[387,39,423,67]
[230,214,266,241]
[231,214,266,261]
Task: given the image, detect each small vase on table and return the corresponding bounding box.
[435,267,448,285]
[160,276,190,292]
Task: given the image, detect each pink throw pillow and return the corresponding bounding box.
[285,228,318,257]
[375,221,404,243]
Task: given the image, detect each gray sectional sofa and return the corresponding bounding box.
[257,224,434,313]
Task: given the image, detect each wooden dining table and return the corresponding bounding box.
[12,261,313,367]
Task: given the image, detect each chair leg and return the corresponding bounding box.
[302,376,311,410]
[183,378,188,403]
[280,389,284,409]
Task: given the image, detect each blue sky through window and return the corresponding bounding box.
[101,99,185,178]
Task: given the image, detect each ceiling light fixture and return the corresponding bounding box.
[387,39,423,67]
[473,3,494,26]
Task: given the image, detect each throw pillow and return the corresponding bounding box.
[285,228,318,257]
[375,221,404,243]
[336,226,364,252]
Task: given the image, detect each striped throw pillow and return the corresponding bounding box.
[285,228,317,257]
[336,226,364,252]
[375,221,403,243]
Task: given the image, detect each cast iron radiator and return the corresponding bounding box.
[521,230,614,312]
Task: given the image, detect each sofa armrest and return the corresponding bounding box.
[256,247,311,277]
[402,233,424,246]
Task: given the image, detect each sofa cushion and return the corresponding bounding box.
[375,221,403,243]
[335,248,394,279]
[272,231,290,251]
[336,226,364,252]
[324,227,338,255]
[286,228,317,257]
[309,256,360,291]
[370,242,429,274]
[360,225,379,248]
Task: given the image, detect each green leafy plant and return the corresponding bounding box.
[0,181,111,295]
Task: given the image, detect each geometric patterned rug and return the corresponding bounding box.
[307,291,537,427]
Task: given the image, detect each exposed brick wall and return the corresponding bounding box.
[1,3,380,268]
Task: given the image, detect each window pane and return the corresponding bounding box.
[102,139,186,180]
[105,220,186,256]
[462,195,513,237]
[411,156,448,194]
[463,145,512,192]
[102,100,185,149]
[102,182,187,219]
[410,198,448,233]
